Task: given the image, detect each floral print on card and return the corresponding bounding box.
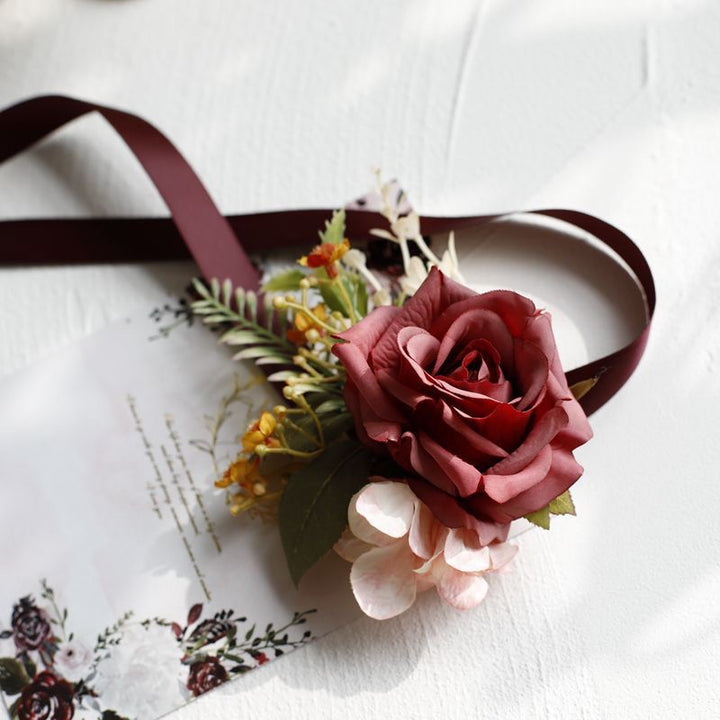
[0,581,314,720]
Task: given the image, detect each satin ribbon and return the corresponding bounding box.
[0,95,655,416]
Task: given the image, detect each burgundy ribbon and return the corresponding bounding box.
[0,95,655,417]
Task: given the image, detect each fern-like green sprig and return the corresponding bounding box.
[191,278,295,365]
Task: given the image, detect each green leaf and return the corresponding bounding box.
[319,209,346,245]
[21,657,36,682]
[102,711,131,720]
[267,370,301,383]
[318,282,347,315]
[254,355,291,366]
[314,399,346,414]
[191,277,211,300]
[524,504,551,530]
[347,274,369,317]
[549,490,576,516]
[245,291,258,321]
[263,269,306,292]
[221,278,233,307]
[322,413,355,443]
[233,346,286,360]
[234,288,246,317]
[569,377,597,401]
[279,438,371,586]
[219,329,266,346]
[525,490,577,530]
[0,657,31,696]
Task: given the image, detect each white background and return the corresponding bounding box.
[1,1,719,717]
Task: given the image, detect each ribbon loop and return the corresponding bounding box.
[0,94,655,417]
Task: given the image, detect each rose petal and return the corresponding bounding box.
[432,308,515,375]
[393,432,459,495]
[443,528,492,572]
[335,305,399,354]
[416,431,483,497]
[489,406,568,476]
[350,541,419,620]
[372,268,475,372]
[468,444,585,521]
[407,478,511,545]
[483,444,553,503]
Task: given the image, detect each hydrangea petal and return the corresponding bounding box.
[334,528,374,562]
[444,528,492,572]
[350,541,418,620]
[353,481,417,539]
[433,562,489,610]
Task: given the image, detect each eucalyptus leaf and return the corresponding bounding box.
[254,355,291,366]
[279,438,371,586]
[219,330,266,346]
[221,278,233,307]
[234,288,246,317]
[267,370,301,382]
[202,314,232,325]
[191,278,211,300]
[245,291,258,320]
[233,346,284,360]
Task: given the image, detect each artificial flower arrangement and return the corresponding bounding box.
[191,181,594,620]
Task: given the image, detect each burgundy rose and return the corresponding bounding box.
[12,598,52,652]
[186,657,228,697]
[16,672,74,720]
[333,268,593,532]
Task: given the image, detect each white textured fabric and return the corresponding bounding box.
[1,1,719,717]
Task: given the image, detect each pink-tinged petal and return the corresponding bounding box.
[428,401,509,464]
[483,444,553,503]
[409,502,444,560]
[372,269,475,372]
[433,562,489,610]
[489,406,568,475]
[333,343,406,423]
[428,290,537,344]
[489,542,518,571]
[468,444,585,521]
[335,305,399,354]
[407,478,511,544]
[392,432,458,496]
[334,528,373,562]
[350,541,419,620]
[513,338,549,411]
[432,308,515,374]
[353,481,417,539]
[416,432,483,497]
[377,369,429,410]
[401,327,441,370]
[458,401,531,453]
[444,528,492,572]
